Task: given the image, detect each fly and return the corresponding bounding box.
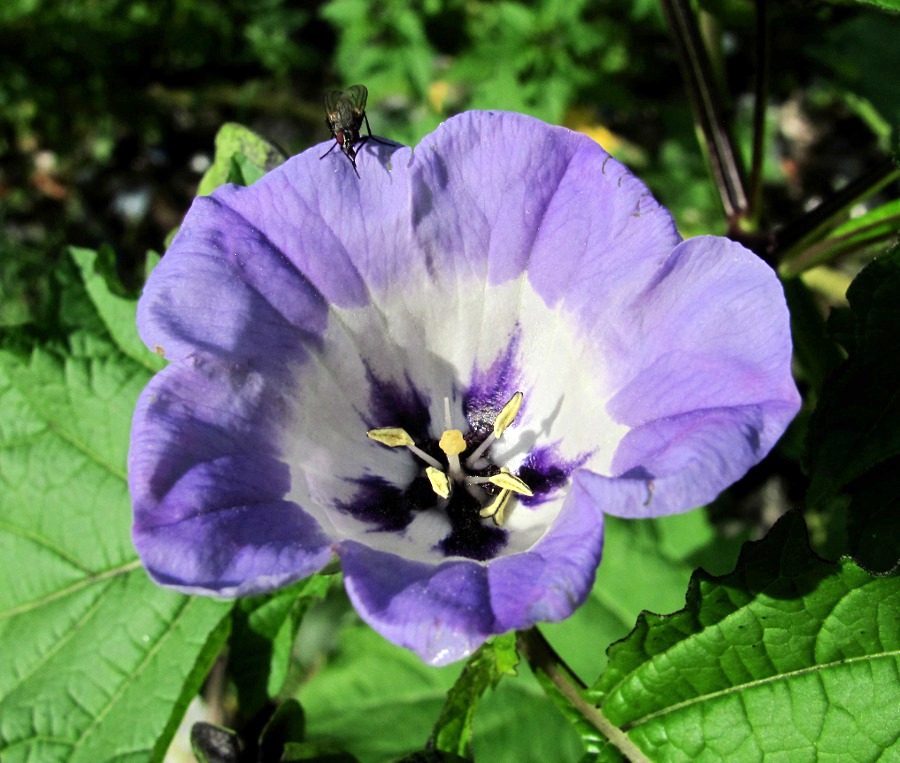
[321,84,388,178]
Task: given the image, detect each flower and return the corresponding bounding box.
[129,111,800,665]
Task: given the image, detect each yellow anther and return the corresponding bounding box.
[426,466,451,499]
[367,427,414,447]
[487,471,533,497]
[439,429,467,456]
[480,489,513,526]
[493,391,523,437]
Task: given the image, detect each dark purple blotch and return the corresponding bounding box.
[339,466,508,560]
[335,474,437,533]
[364,366,432,443]
[437,487,507,561]
[518,443,590,507]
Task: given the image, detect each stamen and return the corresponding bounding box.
[465,471,532,496]
[426,466,451,499]
[368,391,533,529]
[367,427,443,470]
[486,471,533,496]
[465,391,523,467]
[479,489,513,526]
[493,391,524,437]
[465,432,496,467]
[367,427,413,447]
[444,397,453,430]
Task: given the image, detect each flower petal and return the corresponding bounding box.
[488,476,604,629]
[129,355,332,595]
[605,236,799,424]
[210,140,415,305]
[408,111,680,294]
[137,192,330,366]
[340,485,604,665]
[583,401,798,519]
[340,542,495,666]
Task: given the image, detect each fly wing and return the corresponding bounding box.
[343,84,369,118]
[323,89,344,129]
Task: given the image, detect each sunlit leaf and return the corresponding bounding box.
[0,249,231,762]
[428,633,518,757]
[197,123,287,196]
[589,512,899,760]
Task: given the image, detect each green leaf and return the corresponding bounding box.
[197,123,287,196]
[230,576,333,719]
[394,752,469,763]
[471,674,584,762]
[297,608,583,763]
[297,619,461,762]
[806,245,900,570]
[825,0,900,12]
[69,247,165,373]
[542,510,738,685]
[845,456,900,573]
[590,512,900,761]
[0,248,232,762]
[781,197,900,276]
[428,633,518,757]
[281,741,361,763]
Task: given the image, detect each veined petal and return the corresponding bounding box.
[488,478,604,629]
[129,355,333,595]
[604,236,799,424]
[341,542,496,666]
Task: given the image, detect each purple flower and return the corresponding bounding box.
[129,111,800,665]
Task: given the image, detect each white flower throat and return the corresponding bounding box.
[366,392,533,526]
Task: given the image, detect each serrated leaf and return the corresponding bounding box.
[428,632,518,757]
[70,246,166,373]
[0,248,232,762]
[589,512,900,761]
[197,123,287,196]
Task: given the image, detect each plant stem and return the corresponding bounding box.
[747,0,770,227]
[772,156,900,268]
[660,0,749,226]
[517,629,652,763]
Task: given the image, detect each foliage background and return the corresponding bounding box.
[1,1,898,762]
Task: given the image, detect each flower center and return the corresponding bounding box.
[366,391,532,526]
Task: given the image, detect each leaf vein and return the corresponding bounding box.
[623,650,900,730]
